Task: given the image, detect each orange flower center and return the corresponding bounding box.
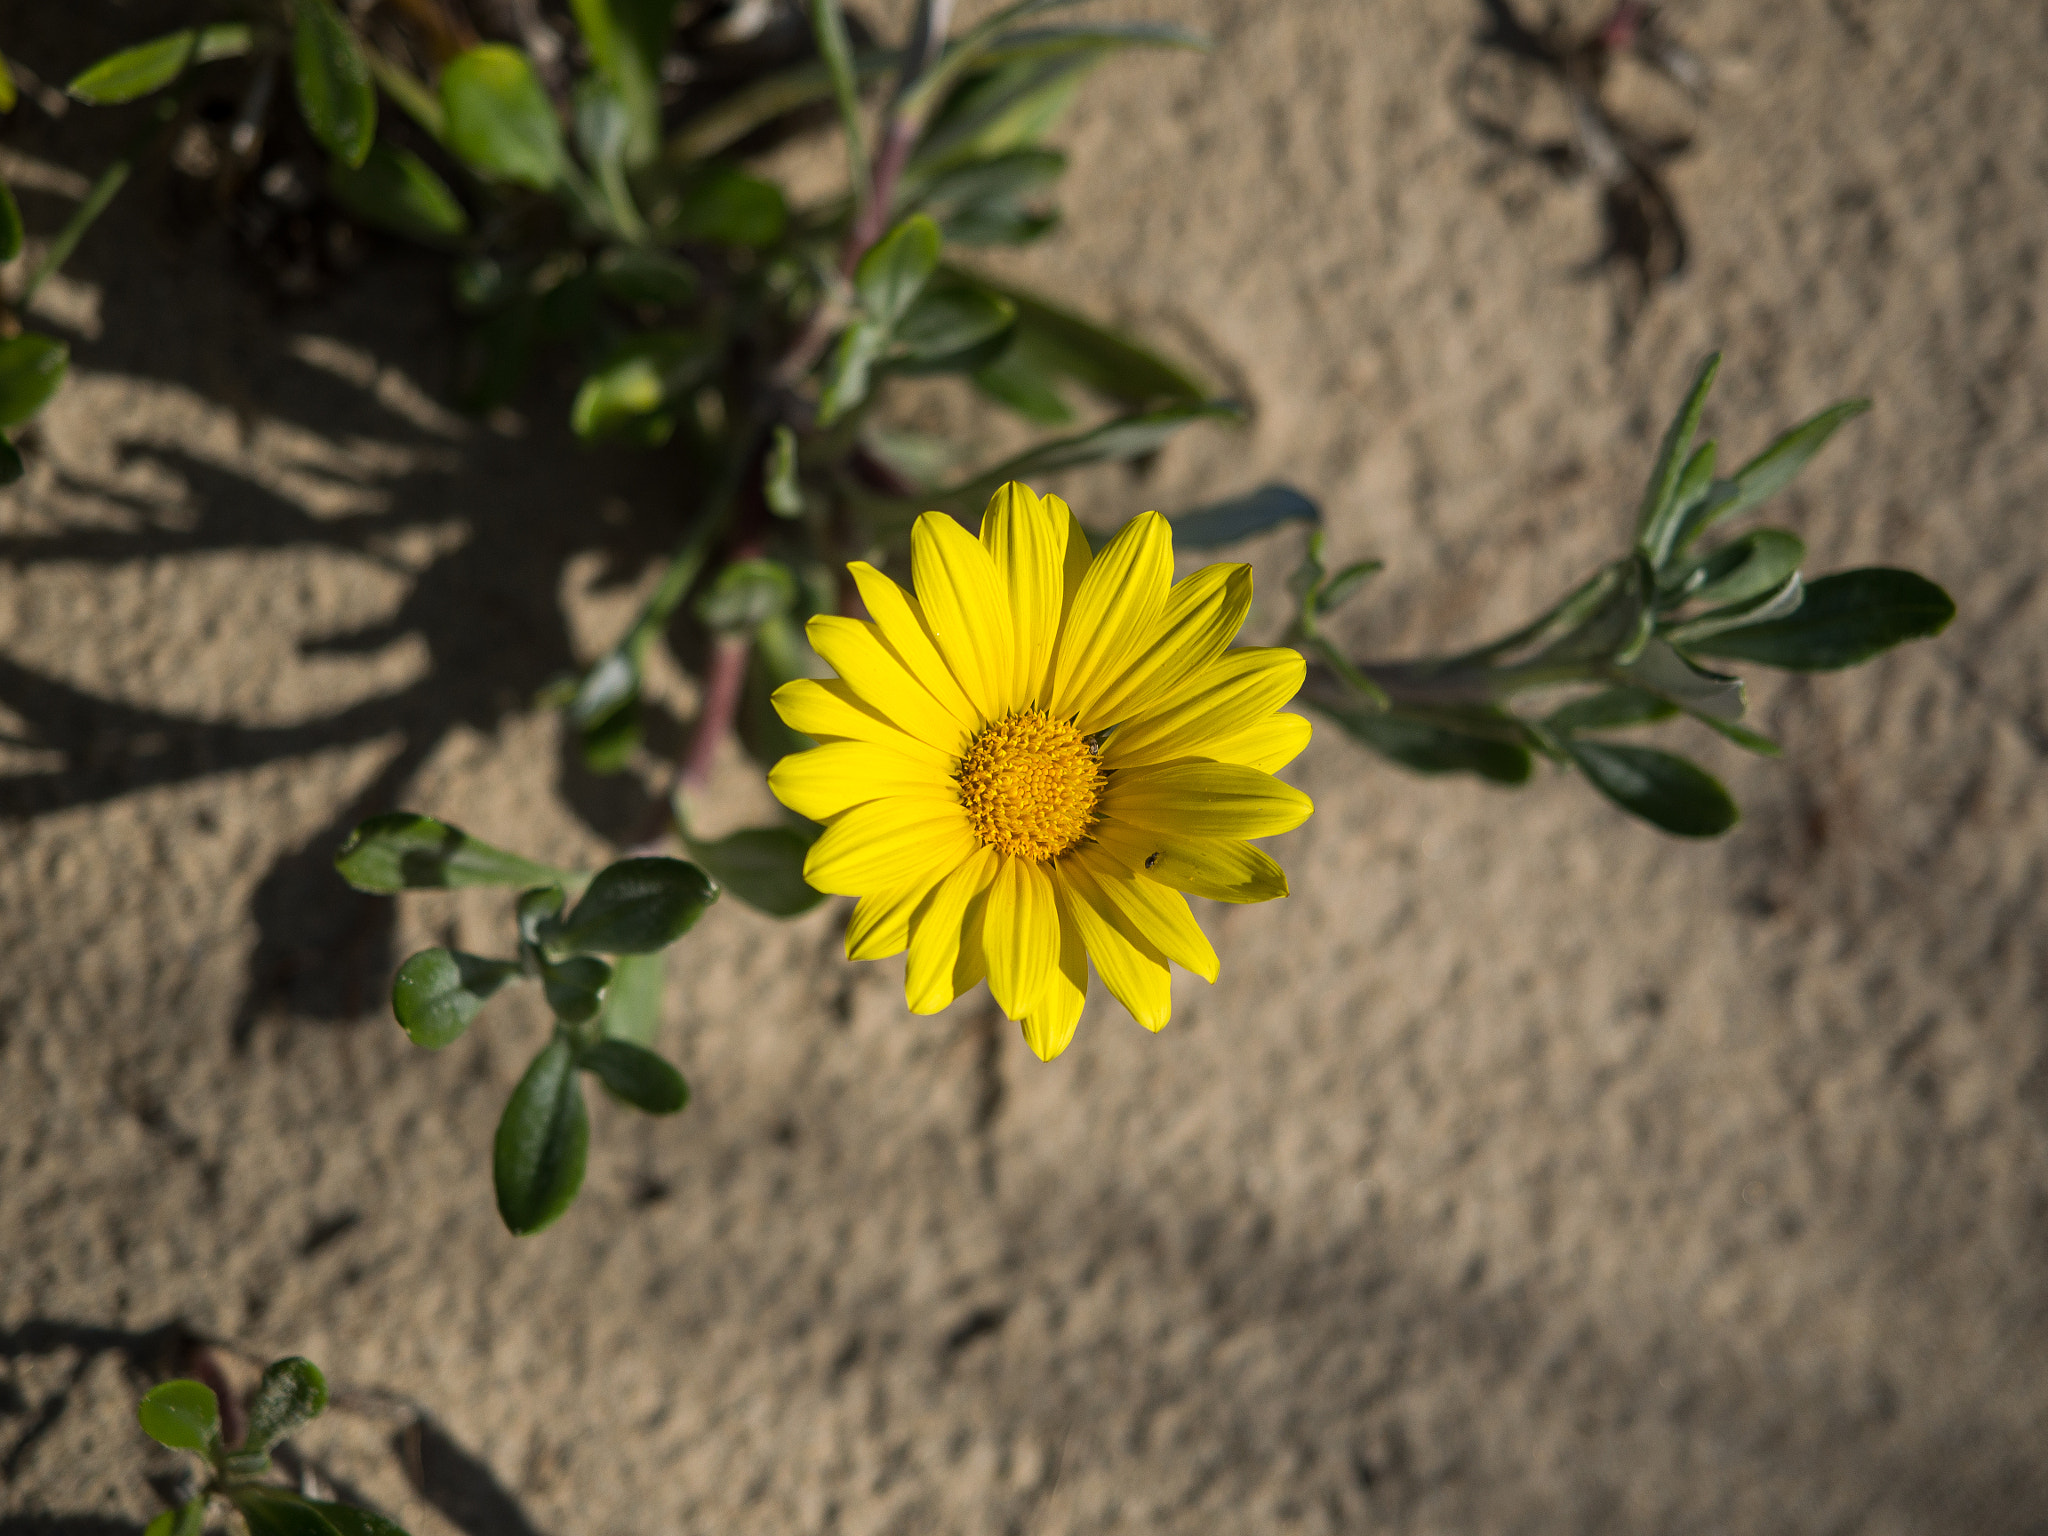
[955,709,1104,861]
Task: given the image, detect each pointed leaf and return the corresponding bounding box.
[442,45,566,190]
[494,1037,589,1234]
[556,857,717,953]
[293,0,374,167]
[67,26,252,104]
[1636,352,1721,566]
[1687,568,1954,671]
[568,0,670,165]
[893,284,1015,365]
[335,813,562,892]
[1566,739,1738,837]
[1315,700,1533,784]
[305,1505,410,1536]
[0,334,68,429]
[598,951,665,1046]
[1662,570,1805,646]
[962,275,1206,407]
[1545,687,1678,734]
[232,1487,342,1536]
[1171,484,1320,550]
[1663,527,1805,610]
[1679,398,1870,549]
[243,1358,328,1455]
[938,401,1239,504]
[856,214,943,329]
[817,320,887,425]
[392,949,520,1049]
[0,181,21,264]
[682,825,826,917]
[327,142,468,245]
[580,1038,688,1114]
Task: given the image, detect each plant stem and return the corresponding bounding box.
[680,635,752,794]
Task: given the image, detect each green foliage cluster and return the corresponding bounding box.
[7,1,1955,1240]
[136,1357,407,1536]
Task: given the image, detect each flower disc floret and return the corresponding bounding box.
[956,709,1104,861]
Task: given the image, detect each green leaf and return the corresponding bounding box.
[391,949,520,1049]
[334,812,562,892]
[764,425,804,517]
[580,1038,688,1114]
[305,1504,410,1536]
[568,0,671,166]
[595,247,697,308]
[681,825,826,917]
[808,0,870,211]
[893,284,1016,366]
[578,697,641,772]
[817,320,888,426]
[1610,637,1745,722]
[1676,398,1871,551]
[1566,739,1738,837]
[146,1500,208,1536]
[1317,701,1534,784]
[0,435,22,486]
[856,214,943,329]
[540,954,611,1024]
[1171,484,1320,550]
[556,857,717,953]
[696,558,797,633]
[0,180,22,264]
[909,147,1066,212]
[442,45,566,191]
[570,330,716,443]
[597,951,664,1046]
[293,0,375,167]
[1686,568,1955,671]
[0,334,68,429]
[972,335,1074,424]
[1661,571,1804,647]
[1545,687,1678,734]
[243,1358,328,1455]
[0,51,16,113]
[516,885,566,945]
[656,166,787,247]
[66,25,252,104]
[327,142,469,245]
[1664,528,1806,610]
[232,1485,343,1536]
[964,276,1206,408]
[937,401,1239,505]
[494,1037,589,1234]
[1635,351,1721,567]
[145,1514,174,1536]
[137,1380,220,1454]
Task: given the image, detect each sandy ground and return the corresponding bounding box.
[4,1,2047,1532]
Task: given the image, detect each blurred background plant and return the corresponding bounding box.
[3,0,1952,1233]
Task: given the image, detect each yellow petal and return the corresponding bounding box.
[982,855,1058,1020]
[804,797,972,895]
[1107,647,1306,767]
[1048,511,1172,724]
[807,614,972,758]
[1066,844,1218,981]
[1019,890,1088,1059]
[1099,760,1314,839]
[846,855,952,960]
[911,510,1014,718]
[1082,562,1253,731]
[1089,820,1290,904]
[1050,496,1091,629]
[846,562,981,729]
[1060,858,1173,1030]
[1201,710,1312,773]
[978,482,1063,709]
[770,678,955,770]
[905,846,997,1013]
[768,740,951,822]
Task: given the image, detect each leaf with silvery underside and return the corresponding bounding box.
[442,45,566,191]
[1566,739,1738,837]
[1171,484,1321,551]
[1685,568,1954,672]
[392,949,521,1049]
[66,25,252,104]
[1661,571,1804,648]
[1659,528,1804,610]
[327,143,469,246]
[293,0,374,166]
[1609,637,1745,722]
[242,1357,328,1456]
[494,1037,589,1234]
[335,813,563,893]
[1635,352,1720,567]
[1671,399,1871,555]
[580,1038,688,1115]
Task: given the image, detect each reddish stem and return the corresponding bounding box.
[680,635,753,795]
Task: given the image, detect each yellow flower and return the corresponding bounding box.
[767,482,1313,1060]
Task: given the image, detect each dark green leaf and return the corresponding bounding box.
[571,331,715,442]
[305,1503,410,1536]
[1545,687,1678,734]
[0,180,21,264]
[1687,568,1954,671]
[598,951,664,1046]
[938,401,1239,504]
[682,825,826,917]
[1679,398,1870,548]
[0,334,68,429]
[578,697,641,773]
[442,45,566,191]
[516,885,566,946]
[696,558,797,633]
[1664,527,1805,610]
[910,55,1092,168]
[909,147,1066,211]
[0,51,16,113]
[656,165,787,247]
[573,76,633,171]
[963,277,1206,408]
[391,949,520,1049]
[1566,739,1738,837]
[568,0,670,166]
[541,954,611,1024]
[494,1037,589,1234]
[942,202,1058,247]
[893,285,1015,366]
[66,26,252,104]
[327,143,468,245]
[856,215,943,329]
[146,1498,208,1536]
[243,1358,328,1455]
[1530,554,1654,667]
[975,21,1209,72]
[336,812,561,892]
[454,300,539,412]
[138,1380,219,1454]
[556,857,717,953]
[581,1038,688,1114]
[1171,484,1320,550]
[1662,571,1804,646]
[293,0,374,166]
[0,435,22,486]
[1317,701,1534,784]
[971,334,1074,424]
[1636,352,1721,566]
[1317,559,1384,617]
[596,247,697,308]
[817,320,887,426]
[764,425,804,517]
[233,1488,343,1536]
